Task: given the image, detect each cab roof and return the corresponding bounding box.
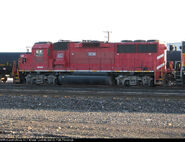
[32,42,52,49]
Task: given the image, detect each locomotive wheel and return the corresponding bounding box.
[149,80,154,87]
[50,79,57,85]
[31,79,36,85]
[167,80,175,86]
[137,80,143,86]
[124,80,130,87]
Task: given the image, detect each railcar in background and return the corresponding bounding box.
[181,41,185,84]
[0,52,24,83]
[166,46,182,85]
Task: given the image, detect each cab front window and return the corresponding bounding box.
[36,49,43,56]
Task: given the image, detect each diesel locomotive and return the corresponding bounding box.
[16,40,169,86]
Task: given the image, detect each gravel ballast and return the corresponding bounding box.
[0,93,185,138]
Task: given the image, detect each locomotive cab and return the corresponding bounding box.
[32,42,53,70]
[19,42,56,84]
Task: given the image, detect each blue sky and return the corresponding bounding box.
[0,0,185,52]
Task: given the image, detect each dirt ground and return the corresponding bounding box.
[0,109,184,139]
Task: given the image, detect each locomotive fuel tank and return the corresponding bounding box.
[58,73,112,85]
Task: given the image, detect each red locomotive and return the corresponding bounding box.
[17,40,167,86]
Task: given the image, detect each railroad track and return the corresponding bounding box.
[0,83,185,98]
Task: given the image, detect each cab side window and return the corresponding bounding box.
[22,58,26,64]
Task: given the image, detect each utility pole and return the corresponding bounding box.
[103,31,112,42]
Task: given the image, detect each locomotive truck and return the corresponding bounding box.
[16,40,171,86]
